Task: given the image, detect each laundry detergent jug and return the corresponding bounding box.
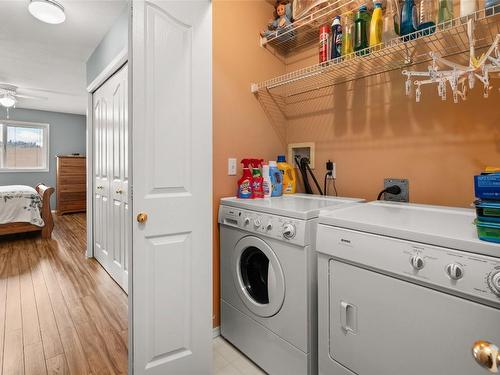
[269,161,283,197]
[277,155,297,194]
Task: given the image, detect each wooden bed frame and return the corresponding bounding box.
[0,184,55,239]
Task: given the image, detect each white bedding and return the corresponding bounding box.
[0,185,44,227]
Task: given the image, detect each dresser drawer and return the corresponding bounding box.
[58,157,85,167]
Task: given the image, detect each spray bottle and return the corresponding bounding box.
[251,159,264,199]
[237,159,253,199]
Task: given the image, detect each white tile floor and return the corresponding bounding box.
[213,336,267,375]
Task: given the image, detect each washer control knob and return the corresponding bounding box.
[243,217,251,226]
[254,219,261,228]
[266,222,273,231]
[410,255,425,270]
[488,270,500,296]
[446,263,464,280]
[282,223,296,239]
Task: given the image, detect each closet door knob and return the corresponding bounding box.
[137,213,148,224]
[116,189,123,194]
[472,341,500,373]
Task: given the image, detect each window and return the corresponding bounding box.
[0,121,49,172]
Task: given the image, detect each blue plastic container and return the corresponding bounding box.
[474,173,500,200]
[475,199,500,223]
[475,219,500,244]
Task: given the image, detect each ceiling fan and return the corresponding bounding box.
[0,83,48,109]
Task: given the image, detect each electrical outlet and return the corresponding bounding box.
[383,178,409,202]
[228,158,237,176]
[331,162,336,179]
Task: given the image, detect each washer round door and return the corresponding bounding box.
[232,236,286,318]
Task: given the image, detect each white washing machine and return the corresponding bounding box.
[316,201,500,375]
[219,194,364,375]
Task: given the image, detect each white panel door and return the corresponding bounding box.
[109,63,129,292]
[93,82,111,270]
[131,1,212,374]
[93,64,129,292]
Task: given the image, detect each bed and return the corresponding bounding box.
[0,184,55,239]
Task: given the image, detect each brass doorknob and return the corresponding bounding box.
[116,189,123,194]
[137,213,148,224]
[472,340,500,373]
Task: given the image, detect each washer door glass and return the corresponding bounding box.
[233,236,285,318]
[240,246,270,304]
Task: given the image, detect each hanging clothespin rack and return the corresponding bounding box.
[402,20,500,103]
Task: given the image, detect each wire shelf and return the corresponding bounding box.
[252,7,500,101]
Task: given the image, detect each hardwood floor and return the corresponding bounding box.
[0,214,128,375]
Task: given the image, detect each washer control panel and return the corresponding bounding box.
[219,205,308,246]
[317,225,500,307]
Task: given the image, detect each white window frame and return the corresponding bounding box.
[0,120,50,173]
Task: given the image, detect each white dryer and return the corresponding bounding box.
[316,201,500,375]
[219,194,364,375]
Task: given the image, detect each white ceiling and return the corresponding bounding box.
[0,0,128,115]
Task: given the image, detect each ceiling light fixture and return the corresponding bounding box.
[0,94,17,108]
[28,0,66,25]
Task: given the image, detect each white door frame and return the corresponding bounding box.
[85,7,134,374]
[86,47,128,259]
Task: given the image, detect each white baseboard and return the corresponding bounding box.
[213,326,221,338]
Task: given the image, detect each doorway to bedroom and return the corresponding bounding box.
[0,1,129,374]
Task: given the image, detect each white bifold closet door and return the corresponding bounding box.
[93,63,129,293]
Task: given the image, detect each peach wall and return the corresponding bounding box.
[213,0,286,328]
[286,58,500,206]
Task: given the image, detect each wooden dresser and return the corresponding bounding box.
[56,155,86,215]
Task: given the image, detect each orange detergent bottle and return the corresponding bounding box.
[277,155,297,194]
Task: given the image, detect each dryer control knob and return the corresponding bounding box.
[243,217,251,226]
[410,255,425,270]
[254,219,261,228]
[488,270,500,296]
[282,223,296,239]
[266,222,273,231]
[446,263,464,280]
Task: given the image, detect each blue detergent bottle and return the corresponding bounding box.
[269,161,283,197]
[400,0,418,39]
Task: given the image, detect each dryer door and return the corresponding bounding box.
[232,236,285,317]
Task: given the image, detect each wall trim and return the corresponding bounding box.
[86,48,128,94]
[86,94,94,258]
[213,326,221,338]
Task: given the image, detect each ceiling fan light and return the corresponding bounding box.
[28,0,66,25]
[0,94,17,108]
